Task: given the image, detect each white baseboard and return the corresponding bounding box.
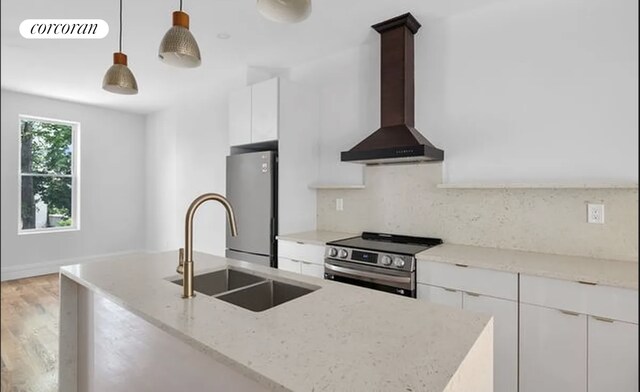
[1,250,148,282]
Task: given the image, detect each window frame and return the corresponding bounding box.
[17,114,81,235]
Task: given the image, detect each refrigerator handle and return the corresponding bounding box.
[271,217,279,268]
[271,217,277,238]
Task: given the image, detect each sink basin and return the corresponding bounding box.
[216,280,316,312]
[171,268,265,296]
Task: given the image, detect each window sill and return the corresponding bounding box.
[18,227,80,236]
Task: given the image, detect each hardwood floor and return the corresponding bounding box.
[1,274,59,392]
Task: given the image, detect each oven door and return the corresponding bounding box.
[324,259,416,298]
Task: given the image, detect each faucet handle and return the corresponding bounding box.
[177,248,185,274]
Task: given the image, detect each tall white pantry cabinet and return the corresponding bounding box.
[228,76,319,236]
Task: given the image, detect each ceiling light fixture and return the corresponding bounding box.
[158,0,201,68]
[257,0,311,24]
[102,0,138,95]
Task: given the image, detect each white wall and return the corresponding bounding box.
[427,0,638,183]
[289,43,377,186]
[290,0,638,184]
[1,90,147,280]
[144,71,245,256]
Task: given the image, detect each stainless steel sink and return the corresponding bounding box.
[171,268,265,296]
[216,280,317,312]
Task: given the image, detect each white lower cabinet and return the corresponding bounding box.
[417,261,638,392]
[417,263,518,392]
[279,258,323,278]
[277,257,300,274]
[300,262,324,278]
[463,293,518,392]
[588,316,638,392]
[519,303,587,392]
[417,283,463,309]
[278,240,325,278]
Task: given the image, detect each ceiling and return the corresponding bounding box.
[1,0,503,114]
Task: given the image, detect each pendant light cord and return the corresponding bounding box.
[179,0,183,11]
[119,0,123,52]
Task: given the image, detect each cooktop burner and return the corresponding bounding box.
[327,232,442,256]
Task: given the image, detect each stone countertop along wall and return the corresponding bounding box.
[276,230,357,246]
[317,164,638,262]
[417,244,638,289]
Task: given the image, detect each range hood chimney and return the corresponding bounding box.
[341,13,444,165]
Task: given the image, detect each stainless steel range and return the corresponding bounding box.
[324,232,443,298]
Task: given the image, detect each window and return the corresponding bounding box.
[19,116,79,233]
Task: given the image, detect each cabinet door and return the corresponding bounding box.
[417,284,463,309]
[277,257,300,274]
[463,293,518,392]
[300,262,324,279]
[251,78,279,143]
[519,303,587,392]
[588,317,638,392]
[229,86,252,146]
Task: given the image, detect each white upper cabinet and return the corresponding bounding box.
[228,77,319,235]
[228,77,279,147]
[251,78,279,143]
[588,317,638,392]
[228,86,252,146]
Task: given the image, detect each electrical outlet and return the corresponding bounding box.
[587,203,605,224]
[336,198,344,211]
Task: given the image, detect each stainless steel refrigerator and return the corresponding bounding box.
[225,150,277,267]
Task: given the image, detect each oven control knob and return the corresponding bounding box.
[393,257,405,268]
[328,247,338,257]
[339,249,349,258]
[381,255,392,266]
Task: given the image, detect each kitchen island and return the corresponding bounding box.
[58,251,492,391]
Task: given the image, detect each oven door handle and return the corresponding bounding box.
[324,263,412,285]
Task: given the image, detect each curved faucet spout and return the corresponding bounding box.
[179,193,238,298]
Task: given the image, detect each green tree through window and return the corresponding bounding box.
[20,117,77,231]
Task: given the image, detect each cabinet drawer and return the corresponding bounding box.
[520,275,638,324]
[417,283,463,309]
[300,262,324,279]
[277,257,301,274]
[417,260,518,301]
[278,240,324,265]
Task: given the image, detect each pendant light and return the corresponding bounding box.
[102,0,138,95]
[158,0,201,68]
[257,0,311,24]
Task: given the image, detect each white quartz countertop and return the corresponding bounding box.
[276,230,357,245]
[61,251,491,392]
[417,244,638,290]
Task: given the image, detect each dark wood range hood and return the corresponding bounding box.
[341,13,444,165]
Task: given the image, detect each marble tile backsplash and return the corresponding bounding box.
[317,164,638,262]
